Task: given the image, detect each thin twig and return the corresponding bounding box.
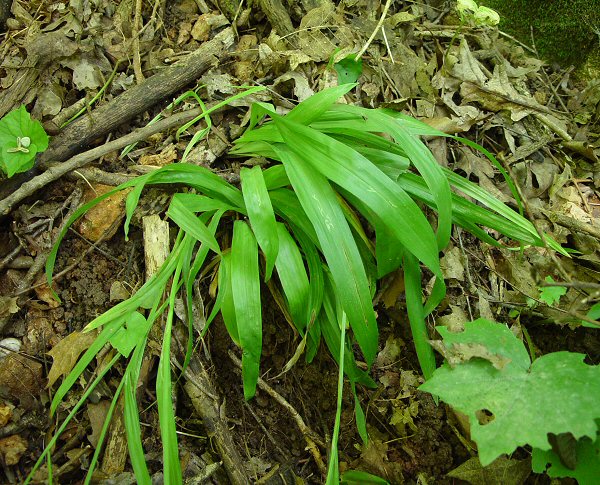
[228,350,327,476]
[355,0,392,61]
[133,0,145,84]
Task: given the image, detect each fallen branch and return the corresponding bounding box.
[181,356,252,485]
[0,106,203,216]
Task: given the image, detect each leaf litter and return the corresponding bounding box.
[0,0,599,483]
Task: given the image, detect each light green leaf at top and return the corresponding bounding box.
[274,223,310,331]
[421,319,600,466]
[241,166,279,281]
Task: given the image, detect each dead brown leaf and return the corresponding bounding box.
[47,330,98,389]
[0,435,28,465]
[447,455,531,485]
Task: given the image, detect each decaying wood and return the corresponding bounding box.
[256,0,295,37]
[183,355,252,485]
[0,67,40,119]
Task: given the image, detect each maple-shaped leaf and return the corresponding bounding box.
[538,276,567,306]
[420,319,600,466]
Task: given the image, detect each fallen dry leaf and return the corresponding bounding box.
[0,354,42,409]
[47,330,98,388]
[87,400,111,448]
[0,402,12,427]
[76,184,130,242]
[0,435,28,465]
[448,455,531,485]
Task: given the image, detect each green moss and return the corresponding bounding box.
[479,0,599,67]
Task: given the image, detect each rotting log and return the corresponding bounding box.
[183,355,252,485]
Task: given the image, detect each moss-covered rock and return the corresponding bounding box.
[479,0,599,68]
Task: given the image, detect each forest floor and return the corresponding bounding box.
[0,0,599,484]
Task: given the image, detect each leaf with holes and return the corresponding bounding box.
[420,319,600,466]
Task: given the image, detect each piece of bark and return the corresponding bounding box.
[256,0,295,37]
[0,68,39,119]
[183,355,251,485]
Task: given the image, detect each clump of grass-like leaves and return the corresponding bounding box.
[30,84,564,484]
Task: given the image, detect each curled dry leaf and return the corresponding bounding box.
[0,435,28,465]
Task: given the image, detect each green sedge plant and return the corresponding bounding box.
[0,105,49,177]
[31,84,565,484]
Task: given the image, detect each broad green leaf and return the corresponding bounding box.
[319,276,376,388]
[123,164,243,237]
[156,266,182,485]
[241,166,279,281]
[124,345,151,485]
[329,104,452,250]
[275,144,379,366]
[421,319,600,466]
[293,228,324,362]
[532,435,600,482]
[583,302,600,328]
[351,382,368,443]
[170,192,237,213]
[286,83,355,125]
[274,223,310,331]
[217,251,239,344]
[341,470,390,484]
[109,311,151,357]
[539,276,567,306]
[263,164,290,190]
[403,253,436,380]
[269,188,319,246]
[231,221,262,400]
[0,105,49,177]
[334,56,362,84]
[326,308,347,485]
[232,84,355,151]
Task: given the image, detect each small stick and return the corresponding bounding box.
[355,0,392,61]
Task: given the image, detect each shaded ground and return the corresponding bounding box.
[1,0,599,484]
